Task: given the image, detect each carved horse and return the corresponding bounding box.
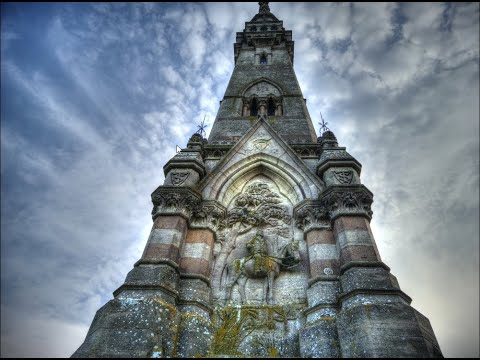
[223,240,300,305]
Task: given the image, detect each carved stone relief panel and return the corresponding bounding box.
[323,167,360,186]
[171,171,190,186]
[238,127,281,156]
[211,176,307,308]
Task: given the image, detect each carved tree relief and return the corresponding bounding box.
[227,182,291,234]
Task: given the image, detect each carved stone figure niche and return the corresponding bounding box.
[212,177,307,308]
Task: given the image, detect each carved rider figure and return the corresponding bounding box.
[246,229,268,274]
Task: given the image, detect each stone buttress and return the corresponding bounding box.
[72,2,442,358]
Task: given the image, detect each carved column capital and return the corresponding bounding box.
[190,200,227,233]
[293,200,330,231]
[151,187,202,219]
[258,99,267,107]
[319,185,374,221]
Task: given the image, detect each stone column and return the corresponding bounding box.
[275,98,283,116]
[242,98,250,116]
[294,202,340,358]
[175,228,215,357]
[122,215,186,298]
[163,134,206,188]
[334,215,381,267]
[258,99,267,115]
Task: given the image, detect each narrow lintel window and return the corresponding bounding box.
[250,98,258,116]
[267,97,275,116]
[260,54,267,65]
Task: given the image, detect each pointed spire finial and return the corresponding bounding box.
[196,115,208,138]
[259,2,270,14]
[319,112,330,135]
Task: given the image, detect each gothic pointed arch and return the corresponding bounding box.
[206,155,309,205]
[241,77,284,97]
[199,120,324,205]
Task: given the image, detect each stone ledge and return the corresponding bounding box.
[164,159,206,179]
[308,275,339,287]
[303,303,339,318]
[338,288,412,305]
[177,300,214,315]
[112,284,180,299]
[339,260,390,275]
[180,272,211,286]
[317,159,362,178]
[134,258,180,270]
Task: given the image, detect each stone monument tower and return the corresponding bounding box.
[73,3,443,358]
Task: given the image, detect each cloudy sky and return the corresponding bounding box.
[1,2,478,358]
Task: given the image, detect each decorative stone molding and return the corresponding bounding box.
[293,200,330,231]
[319,185,374,221]
[151,187,202,218]
[204,145,233,159]
[151,188,226,233]
[291,144,323,158]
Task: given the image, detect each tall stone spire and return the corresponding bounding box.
[209,1,314,145]
[72,3,443,358]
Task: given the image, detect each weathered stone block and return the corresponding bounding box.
[333,215,369,236]
[340,266,400,294]
[179,257,211,277]
[336,302,442,358]
[178,278,211,305]
[309,259,340,278]
[340,244,378,264]
[72,295,180,358]
[124,264,180,291]
[175,310,213,357]
[306,229,335,246]
[307,280,340,308]
[299,317,340,358]
[153,215,188,232]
